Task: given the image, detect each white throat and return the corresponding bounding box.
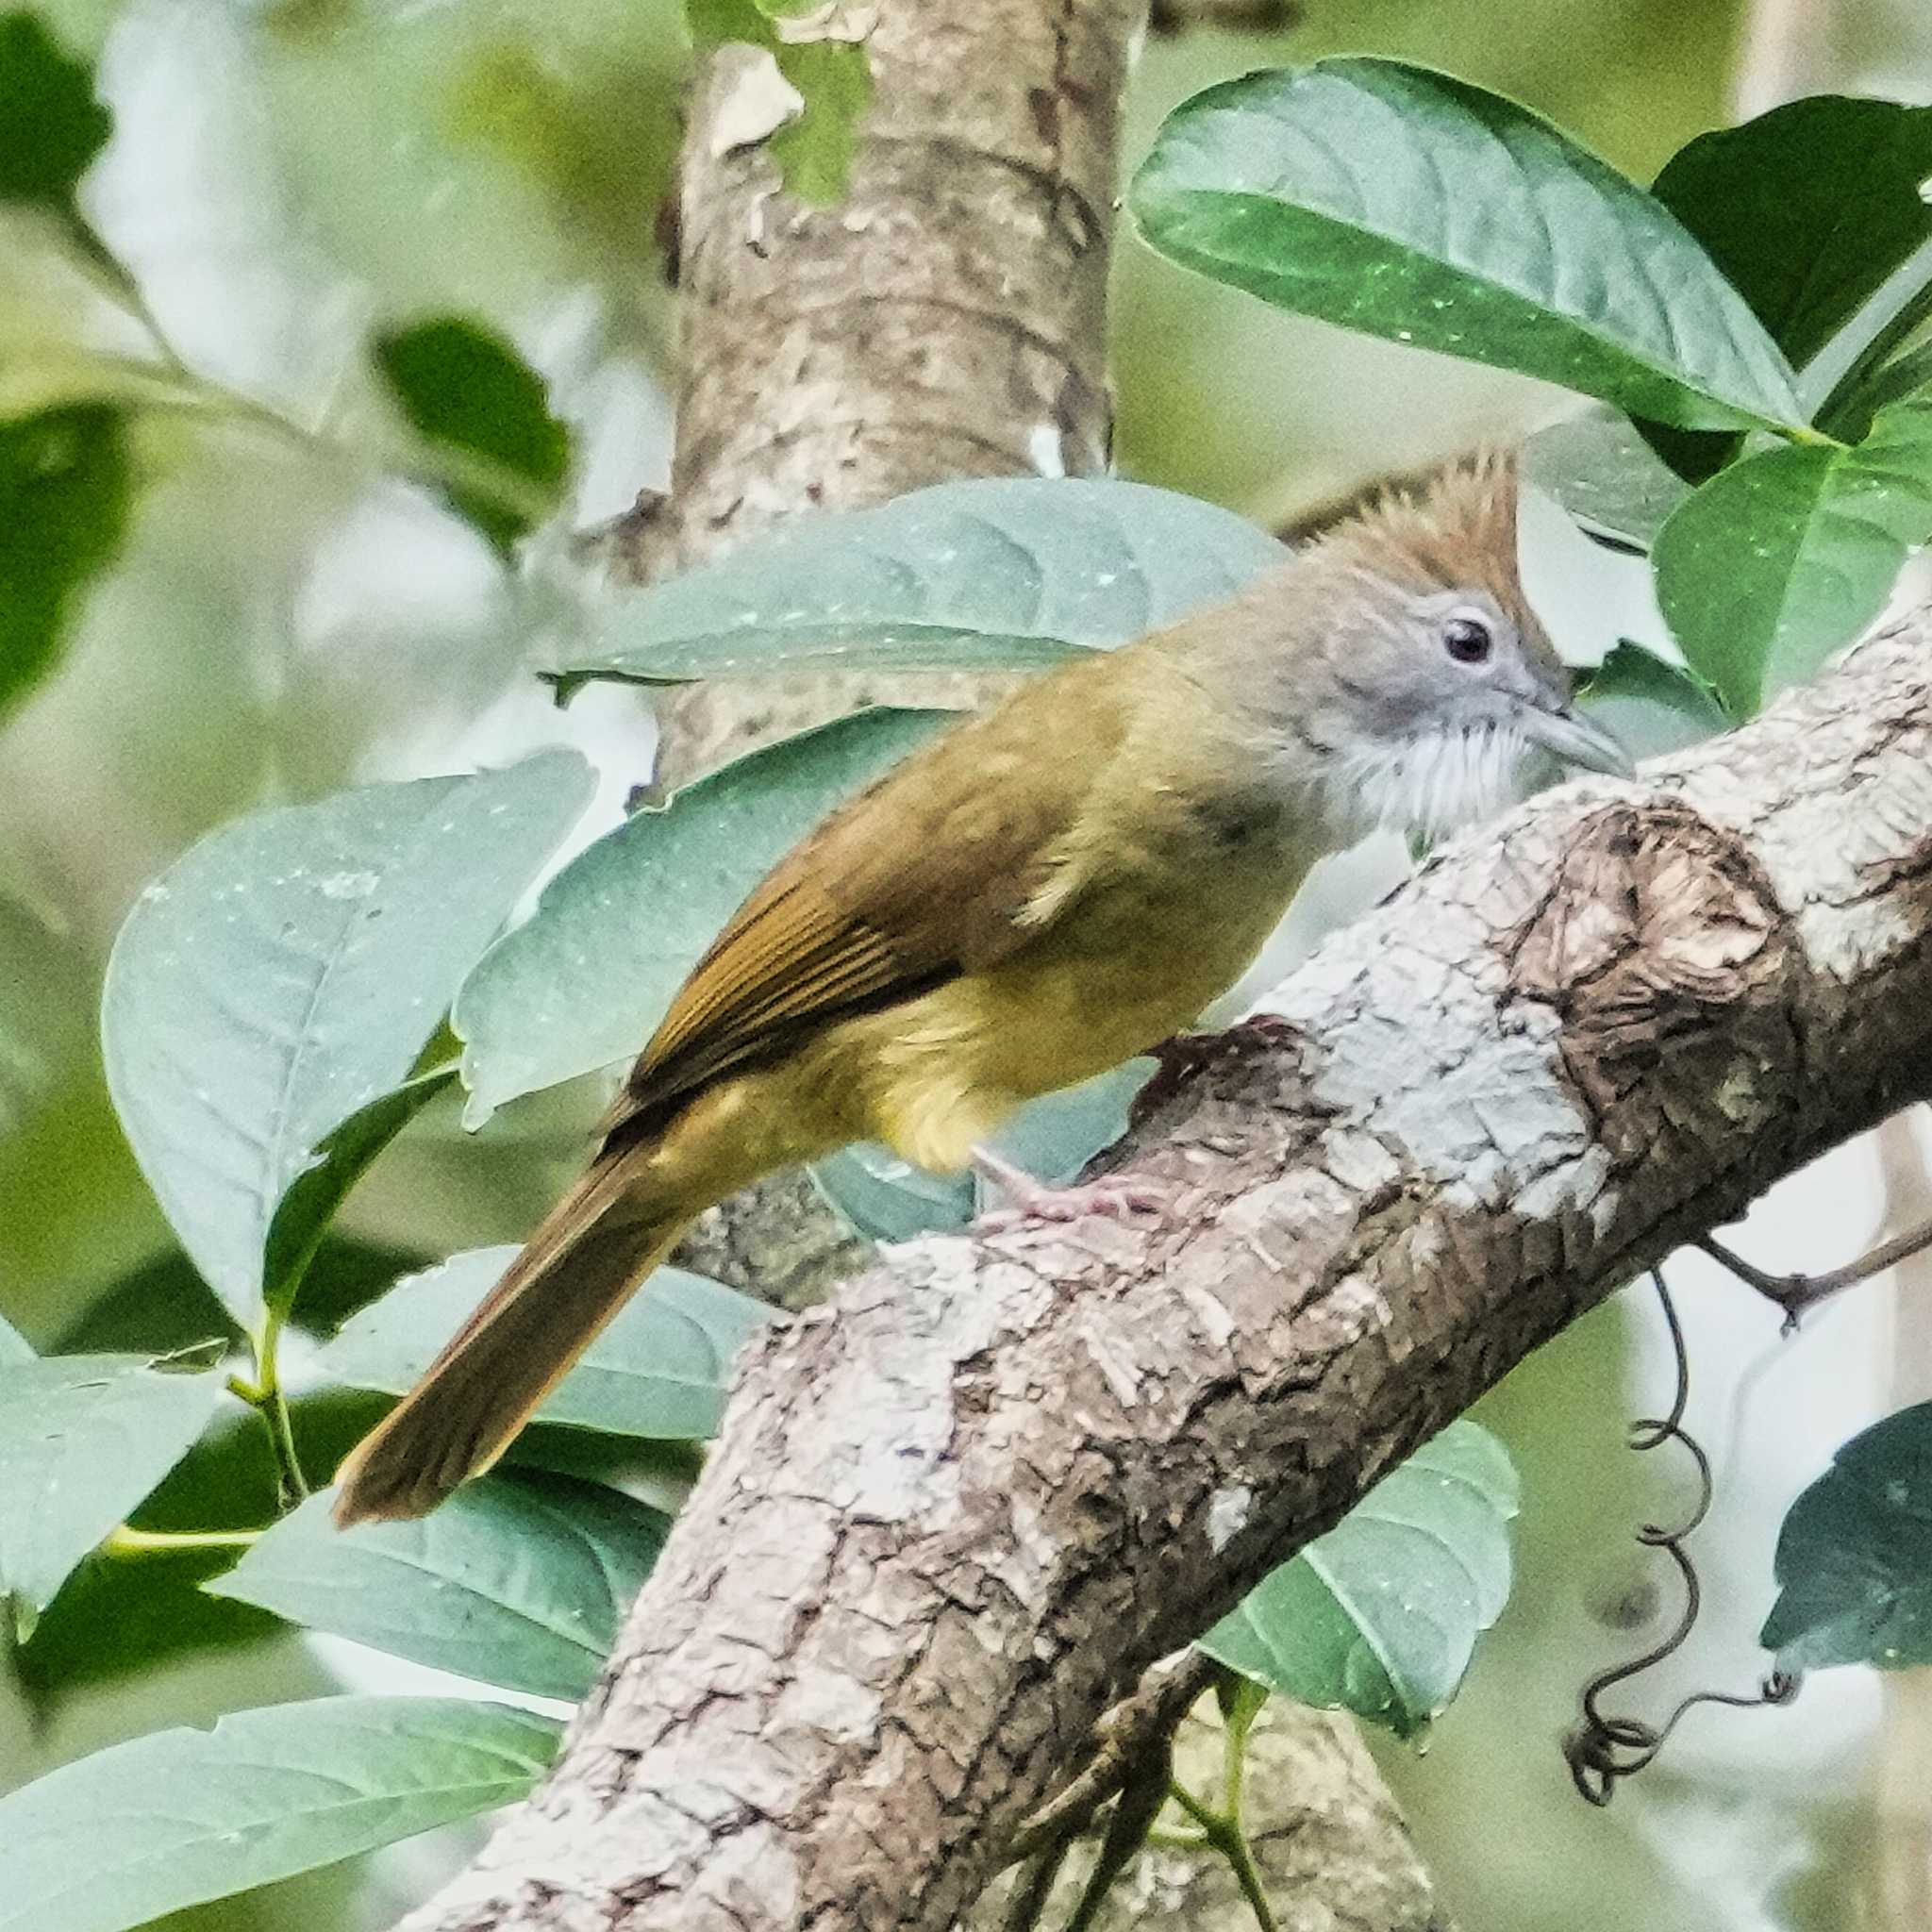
[1325,722,1528,843]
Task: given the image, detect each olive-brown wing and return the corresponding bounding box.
[601,677,1124,1141]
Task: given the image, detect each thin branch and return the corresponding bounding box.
[1008,1651,1219,1863]
[1696,1216,1932,1331]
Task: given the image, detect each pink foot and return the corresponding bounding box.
[971,1146,1168,1231]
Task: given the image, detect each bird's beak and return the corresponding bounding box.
[1518,702,1636,778]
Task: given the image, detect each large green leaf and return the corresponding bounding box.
[1521,407,1690,553]
[209,1472,667,1700]
[1576,641,1730,757]
[455,709,943,1123]
[0,401,130,720]
[0,1695,560,1932]
[0,1350,225,1640]
[1650,97,1932,376]
[1130,60,1804,434]
[549,477,1284,698]
[102,753,592,1329]
[1762,1400,1932,1672]
[319,1245,774,1442]
[0,14,111,235]
[374,318,571,558]
[1199,1421,1518,1739]
[1653,391,1932,717]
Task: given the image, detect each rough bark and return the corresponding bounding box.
[395,616,1932,1932]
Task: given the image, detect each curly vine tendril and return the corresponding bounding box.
[1562,1269,1802,1806]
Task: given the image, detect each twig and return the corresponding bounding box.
[1003,1830,1078,1932]
[1060,1735,1177,1932]
[1006,1650,1218,1864]
[1697,1216,1932,1333]
[1167,1766,1278,1932]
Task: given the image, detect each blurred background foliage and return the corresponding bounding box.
[3,1,1931,1927]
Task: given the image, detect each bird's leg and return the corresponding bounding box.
[971,1145,1169,1230]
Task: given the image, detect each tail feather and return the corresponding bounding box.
[331,1158,690,1526]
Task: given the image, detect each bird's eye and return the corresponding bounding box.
[1441,614,1493,665]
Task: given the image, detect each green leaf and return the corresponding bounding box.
[551,476,1284,698]
[1576,641,1730,758]
[209,1473,667,1700]
[260,1067,457,1319]
[0,14,111,233]
[1199,1420,1519,1739]
[1129,59,1804,434]
[374,318,570,558]
[0,401,130,720]
[1521,406,1690,553]
[1762,1399,1932,1672]
[102,752,592,1330]
[0,1695,560,1932]
[1650,97,1932,376]
[1653,391,1932,717]
[320,1245,774,1441]
[1822,331,1932,447]
[456,709,943,1122]
[0,1351,225,1640]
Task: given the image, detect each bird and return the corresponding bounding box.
[331,449,1631,1526]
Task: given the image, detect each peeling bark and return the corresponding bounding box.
[395,623,1932,1932]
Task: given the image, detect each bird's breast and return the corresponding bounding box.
[834,807,1312,1174]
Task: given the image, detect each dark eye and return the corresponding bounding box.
[1442,614,1493,665]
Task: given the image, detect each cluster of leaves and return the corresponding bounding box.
[0,9,575,734]
[15,35,1932,1932]
[1133,62,1932,734]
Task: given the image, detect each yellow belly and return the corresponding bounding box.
[819,837,1309,1173]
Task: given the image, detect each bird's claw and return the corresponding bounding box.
[974,1151,1166,1228]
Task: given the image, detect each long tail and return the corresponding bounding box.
[331,1154,692,1527]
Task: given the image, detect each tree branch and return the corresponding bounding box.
[394,615,1932,1932]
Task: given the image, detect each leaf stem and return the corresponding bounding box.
[104,1524,262,1557]
[233,1309,309,1507]
[9,341,557,535]
[1162,1699,1279,1932]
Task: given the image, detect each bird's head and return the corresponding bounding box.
[1272,450,1633,841]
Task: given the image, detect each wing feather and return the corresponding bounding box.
[602,664,1132,1142]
